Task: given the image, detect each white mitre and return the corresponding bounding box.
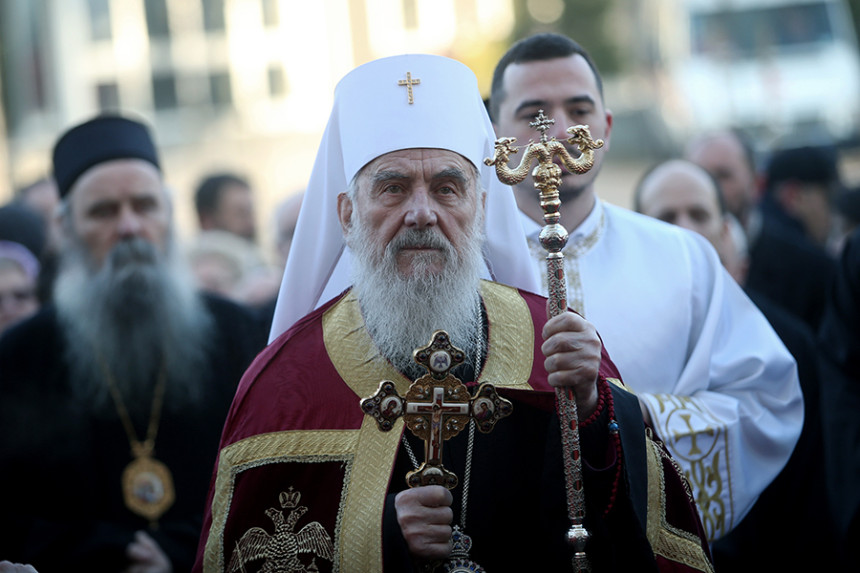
[269,54,540,342]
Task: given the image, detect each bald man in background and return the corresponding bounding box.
[685,130,836,330]
[635,157,841,572]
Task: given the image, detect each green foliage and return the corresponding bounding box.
[509,0,621,75]
[848,0,860,48]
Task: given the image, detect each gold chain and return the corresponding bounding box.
[96,353,167,458]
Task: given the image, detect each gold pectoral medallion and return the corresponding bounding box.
[122,444,175,528]
[97,356,174,529]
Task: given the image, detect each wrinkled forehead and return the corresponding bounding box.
[358,148,478,183]
[67,159,166,208]
[354,148,479,191]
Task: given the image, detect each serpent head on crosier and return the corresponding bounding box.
[484,137,519,166]
[484,123,604,185]
[563,125,604,174]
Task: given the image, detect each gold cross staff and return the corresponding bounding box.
[397,72,421,104]
[484,109,604,573]
[361,331,512,489]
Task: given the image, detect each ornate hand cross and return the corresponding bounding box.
[361,331,512,489]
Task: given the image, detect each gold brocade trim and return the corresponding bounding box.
[474,281,534,389]
[606,377,628,392]
[645,430,715,573]
[203,430,357,573]
[322,296,404,571]
[322,281,535,570]
[324,281,536,399]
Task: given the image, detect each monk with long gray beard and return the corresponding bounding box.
[0,115,265,573]
[194,55,712,573]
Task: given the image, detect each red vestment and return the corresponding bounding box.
[194,282,713,572]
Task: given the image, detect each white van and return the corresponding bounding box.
[658,0,860,147]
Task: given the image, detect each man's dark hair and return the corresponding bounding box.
[194,173,250,218]
[489,33,604,122]
[764,145,840,196]
[633,159,728,217]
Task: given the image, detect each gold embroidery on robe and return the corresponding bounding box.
[651,393,732,540]
[205,430,356,572]
[228,486,335,572]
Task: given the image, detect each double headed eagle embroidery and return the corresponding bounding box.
[228,487,334,572]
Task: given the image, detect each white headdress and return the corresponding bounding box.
[269,54,540,341]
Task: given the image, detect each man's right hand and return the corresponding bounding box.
[541,309,602,420]
[394,485,454,560]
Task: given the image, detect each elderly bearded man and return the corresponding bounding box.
[0,115,264,573]
[194,55,713,573]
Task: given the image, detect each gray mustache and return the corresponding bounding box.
[107,238,159,268]
[388,229,452,254]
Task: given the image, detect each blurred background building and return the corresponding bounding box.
[2,0,860,248]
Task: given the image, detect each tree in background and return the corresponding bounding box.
[849,0,860,50]
[509,0,621,76]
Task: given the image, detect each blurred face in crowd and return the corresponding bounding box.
[493,54,613,204]
[213,183,257,241]
[636,159,752,283]
[685,133,758,224]
[338,148,486,376]
[0,259,38,335]
[64,159,170,268]
[18,179,62,250]
[637,160,726,249]
[775,179,835,247]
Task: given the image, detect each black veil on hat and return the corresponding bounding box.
[52,114,161,198]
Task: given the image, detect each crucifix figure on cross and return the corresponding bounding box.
[360,330,512,489]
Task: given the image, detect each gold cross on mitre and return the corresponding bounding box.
[397,71,421,104]
[361,331,512,489]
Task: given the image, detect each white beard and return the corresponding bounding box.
[54,234,212,415]
[346,210,486,380]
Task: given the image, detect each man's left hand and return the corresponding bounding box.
[123,530,172,573]
[541,310,602,420]
[0,562,38,573]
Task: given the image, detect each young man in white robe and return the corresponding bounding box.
[489,32,802,541]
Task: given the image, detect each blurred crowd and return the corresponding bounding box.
[0,29,858,573]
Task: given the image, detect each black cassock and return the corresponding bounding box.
[819,227,860,569]
[0,294,265,573]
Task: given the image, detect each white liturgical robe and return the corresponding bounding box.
[522,199,803,541]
